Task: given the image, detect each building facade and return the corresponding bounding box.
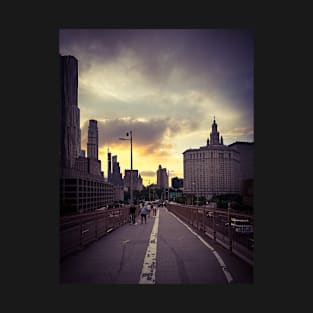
[228,141,254,204]
[59,55,114,214]
[108,153,124,201]
[157,165,168,189]
[59,55,81,169]
[183,118,240,200]
[107,151,112,183]
[137,174,143,191]
[111,155,124,186]
[124,169,142,191]
[172,177,184,189]
[228,141,254,187]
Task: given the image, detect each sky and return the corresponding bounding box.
[59,29,254,186]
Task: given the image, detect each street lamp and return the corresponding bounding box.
[119,131,133,205]
[167,169,174,201]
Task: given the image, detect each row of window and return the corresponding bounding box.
[188,152,232,159]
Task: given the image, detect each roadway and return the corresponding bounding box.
[60,206,253,284]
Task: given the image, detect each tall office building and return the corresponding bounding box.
[107,153,124,202]
[107,151,112,182]
[86,120,101,176]
[124,170,141,191]
[59,55,81,168]
[183,118,241,200]
[59,55,114,214]
[87,120,98,160]
[157,165,168,189]
[111,155,123,186]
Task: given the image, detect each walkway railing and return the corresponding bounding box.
[167,203,254,266]
[60,206,139,260]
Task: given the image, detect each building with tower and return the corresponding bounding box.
[183,118,241,200]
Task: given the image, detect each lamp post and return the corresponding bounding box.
[119,131,133,205]
[167,169,174,201]
[228,201,232,252]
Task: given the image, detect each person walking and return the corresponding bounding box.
[140,203,147,224]
[153,203,157,217]
[147,202,151,218]
[150,203,154,217]
[129,204,136,224]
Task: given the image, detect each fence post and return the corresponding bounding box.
[213,207,216,241]
[80,216,83,248]
[228,203,232,252]
[202,208,205,233]
[95,214,98,239]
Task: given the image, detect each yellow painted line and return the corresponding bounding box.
[139,209,160,284]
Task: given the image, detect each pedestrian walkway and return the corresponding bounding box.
[60,206,253,284]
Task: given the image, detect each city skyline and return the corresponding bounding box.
[59,29,254,185]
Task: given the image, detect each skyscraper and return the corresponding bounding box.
[157,165,168,189]
[111,155,123,186]
[85,120,102,176]
[107,151,112,182]
[124,170,140,191]
[59,55,114,214]
[87,120,98,160]
[59,55,81,168]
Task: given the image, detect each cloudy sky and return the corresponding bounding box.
[59,29,254,186]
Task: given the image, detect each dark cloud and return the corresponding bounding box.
[61,29,254,154]
[80,117,194,153]
[60,29,254,116]
[78,84,207,127]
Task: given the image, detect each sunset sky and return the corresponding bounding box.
[59,29,254,186]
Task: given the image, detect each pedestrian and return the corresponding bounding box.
[153,203,157,217]
[129,204,136,224]
[147,202,151,218]
[140,203,147,224]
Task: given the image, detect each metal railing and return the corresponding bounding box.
[60,206,139,260]
[167,203,254,266]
